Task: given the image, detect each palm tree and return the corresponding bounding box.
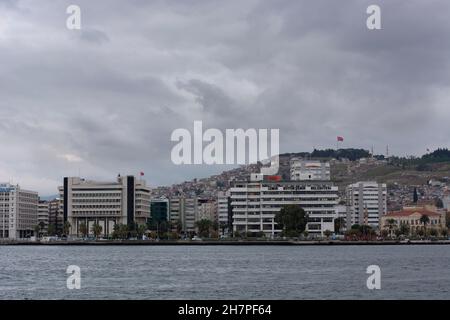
[63,221,71,237]
[420,214,430,236]
[34,224,41,238]
[136,224,147,240]
[91,223,103,239]
[334,217,345,235]
[79,222,88,238]
[413,187,418,203]
[47,224,56,236]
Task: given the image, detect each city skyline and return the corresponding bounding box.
[0,145,447,196]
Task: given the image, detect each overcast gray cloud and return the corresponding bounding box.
[1,0,450,194]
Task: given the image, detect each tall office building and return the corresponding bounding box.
[59,175,150,236]
[290,159,331,181]
[346,181,387,228]
[230,175,339,238]
[150,197,169,224]
[0,183,38,239]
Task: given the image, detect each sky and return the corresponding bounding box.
[1,0,450,195]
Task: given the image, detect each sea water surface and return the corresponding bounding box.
[0,245,449,299]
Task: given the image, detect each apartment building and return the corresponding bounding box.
[38,200,50,234]
[169,196,218,234]
[169,196,196,233]
[59,175,150,236]
[346,181,387,228]
[48,198,62,235]
[290,159,331,181]
[0,183,38,239]
[184,197,197,233]
[230,175,339,238]
[217,191,232,234]
[169,196,183,227]
[197,199,217,222]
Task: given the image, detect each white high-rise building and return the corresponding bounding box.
[0,183,38,240]
[290,159,331,181]
[59,175,150,236]
[346,181,387,228]
[230,177,339,238]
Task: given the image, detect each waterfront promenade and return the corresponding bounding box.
[1,239,449,246]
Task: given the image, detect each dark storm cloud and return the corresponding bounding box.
[1,0,449,194]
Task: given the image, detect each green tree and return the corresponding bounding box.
[399,223,410,236]
[91,223,102,239]
[413,187,418,203]
[347,224,375,240]
[79,222,88,238]
[112,223,128,240]
[429,228,438,237]
[136,224,147,239]
[212,221,219,232]
[47,224,56,236]
[275,205,308,237]
[38,221,45,235]
[420,214,430,235]
[195,219,212,238]
[417,228,425,237]
[323,230,332,239]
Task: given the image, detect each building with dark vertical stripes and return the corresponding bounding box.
[58,175,150,237]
